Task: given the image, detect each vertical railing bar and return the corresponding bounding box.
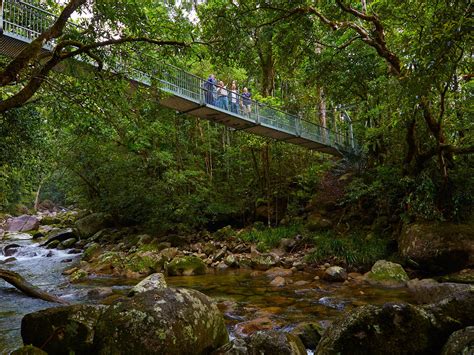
[0,0,4,35]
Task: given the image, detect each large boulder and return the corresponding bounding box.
[165,255,207,276]
[441,326,474,355]
[315,290,474,355]
[399,222,474,273]
[364,260,409,288]
[5,215,39,232]
[75,213,112,239]
[407,278,473,304]
[21,305,107,355]
[94,288,228,354]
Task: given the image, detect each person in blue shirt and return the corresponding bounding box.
[241,87,251,116]
[204,74,217,105]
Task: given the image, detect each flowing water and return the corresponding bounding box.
[0,236,414,353]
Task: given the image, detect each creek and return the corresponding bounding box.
[0,234,414,353]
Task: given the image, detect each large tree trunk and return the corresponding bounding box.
[0,268,69,304]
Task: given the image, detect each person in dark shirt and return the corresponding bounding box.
[204,74,217,105]
[241,87,251,116]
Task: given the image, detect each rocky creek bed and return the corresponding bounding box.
[1,212,473,354]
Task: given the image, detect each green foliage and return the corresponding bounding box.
[238,224,302,251]
[306,231,391,267]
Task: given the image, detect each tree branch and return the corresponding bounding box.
[0,0,87,86]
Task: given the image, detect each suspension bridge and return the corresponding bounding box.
[0,0,357,156]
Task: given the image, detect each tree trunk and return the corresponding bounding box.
[0,268,69,304]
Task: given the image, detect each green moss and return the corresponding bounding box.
[166,256,206,276]
[83,243,101,262]
[238,224,303,250]
[70,269,88,283]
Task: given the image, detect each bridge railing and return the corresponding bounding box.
[1,0,356,153]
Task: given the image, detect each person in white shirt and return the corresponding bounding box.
[216,81,229,110]
[229,80,239,114]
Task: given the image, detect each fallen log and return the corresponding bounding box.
[0,268,69,304]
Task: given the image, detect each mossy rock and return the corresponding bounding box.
[21,305,107,355]
[75,213,113,239]
[316,290,474,355]
[365,260,409,288]
[306,213,332,232]
[94,288,228,354]
[441,326,474,355]
[40,215,62,225]
[69,269,88,283]
[11,345,47,355]
[124,253,158,275]
[291,322,324,350]
[165,256,207,276]
[82,242,101,262]
[399,221,474,273]
[213,225,235,240]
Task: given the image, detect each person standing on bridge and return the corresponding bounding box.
[229,81,239,114]
[242,87,252,116]
[204,74,217,105]
[216,81,229,111]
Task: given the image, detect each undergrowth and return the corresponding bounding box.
[305,230,391,267]
[238,224,303,251]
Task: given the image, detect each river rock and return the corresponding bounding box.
[21,304,107,354]
[364,260,409,288]
[441,326,474,355]
[94,288,228,354]
[265,267,293,278]
[399,221,474,273]
[75,212,112,239]
[224,254,238,267]
[270,276,286,287]
[247,330,306,355]
[234,317,277,337]
[5,215,39,232]
[407,278,473,304]
[46,240,60,249]
[87,287,114,300]
[58,237,77,250]
[3,243,20,256]
[323,266,348,282]
[306,213,332,232]
[279,238,296,252]
[0,256,17,264]
[128,273,167,296]
[165,255,207,276]
[315,289,474,354]
[291,322,324,350]
[251,253,279,271]
[41,228,76,247]
[439,268,474,284]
